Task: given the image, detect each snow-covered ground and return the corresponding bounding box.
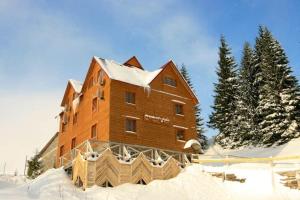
[0,138,299,200]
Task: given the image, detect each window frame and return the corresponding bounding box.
[176,129,185,141]
[71,137,76,150]
[92,97,98,112]
[73,112,78,124]
[125,91,136,105]
[91,124,97,138]
[175,103,184,115]
[163,76,177,87]
[125,118,137,133]
[59,145,65,157]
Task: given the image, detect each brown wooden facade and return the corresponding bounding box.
[56,56,199,167]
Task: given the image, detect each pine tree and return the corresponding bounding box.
[27,151,43,179]
[180,64,208,149]
[254,26,300,146]
[233,42,257,146]
[208,36,238,148]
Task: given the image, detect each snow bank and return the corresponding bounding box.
[0,166,232,200]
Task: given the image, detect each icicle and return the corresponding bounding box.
[72,96,80,114]
[143,85,151,97]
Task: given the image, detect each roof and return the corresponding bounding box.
[69,79,82,93]
[61,56,199,105]
[123,56,144,70]
[39,132,59,157]
[60,79,83,106]
[94,56,162,88]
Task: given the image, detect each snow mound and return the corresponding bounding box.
[0,165,232,200]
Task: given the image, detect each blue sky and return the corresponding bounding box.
[0,0,300,173]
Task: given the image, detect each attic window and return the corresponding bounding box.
[164,77,177,87]
[97,70,105,85]
[88,77,94,89]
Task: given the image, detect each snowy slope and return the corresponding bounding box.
[0,138,299,200]
[0,166,232,200]
[0,164,299,200]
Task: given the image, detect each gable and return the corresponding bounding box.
[60,80,82,106]
[123,56,143,70]
[149,61,199,104]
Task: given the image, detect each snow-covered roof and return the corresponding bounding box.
[94,56,162,88]
[69,79,82,93]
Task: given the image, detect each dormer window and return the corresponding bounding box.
[164,76,177,87]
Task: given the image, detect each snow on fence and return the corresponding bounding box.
[191,154,300,164]
[191,154,300,190]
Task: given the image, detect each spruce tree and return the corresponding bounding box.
[180,64,208,149]
[254,26,300,146]
[233,42,257,146]
[208,36,238,148]
[27,151,43,179]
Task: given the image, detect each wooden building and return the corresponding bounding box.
[42,56,200,187]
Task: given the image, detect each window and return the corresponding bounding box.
[73,113,78,124]
[97,70,105,85]
[164,77,177,87]
[60,145,65,157]
[125,92,135,104]
[125,118,136,133]
[71,138,76,149]
[176,129,185,141]
[91,124,97,138]
[175,104,184,115]
[92,97,98,112]
[72,92,77,100]
[88,77,94,89]
[97,89,104,100]
[61,123,67,132]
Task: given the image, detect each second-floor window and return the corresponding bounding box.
[91,124,97,138]
[164,76,177,87]
[175,104,184,115]
[176,129,185,141]
[125,118,136,133]
[125,92,135,104]
[92,97,98,112]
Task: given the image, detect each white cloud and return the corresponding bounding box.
[104,1,218,73]
[157,15,218,70]
[0,0,114,88]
